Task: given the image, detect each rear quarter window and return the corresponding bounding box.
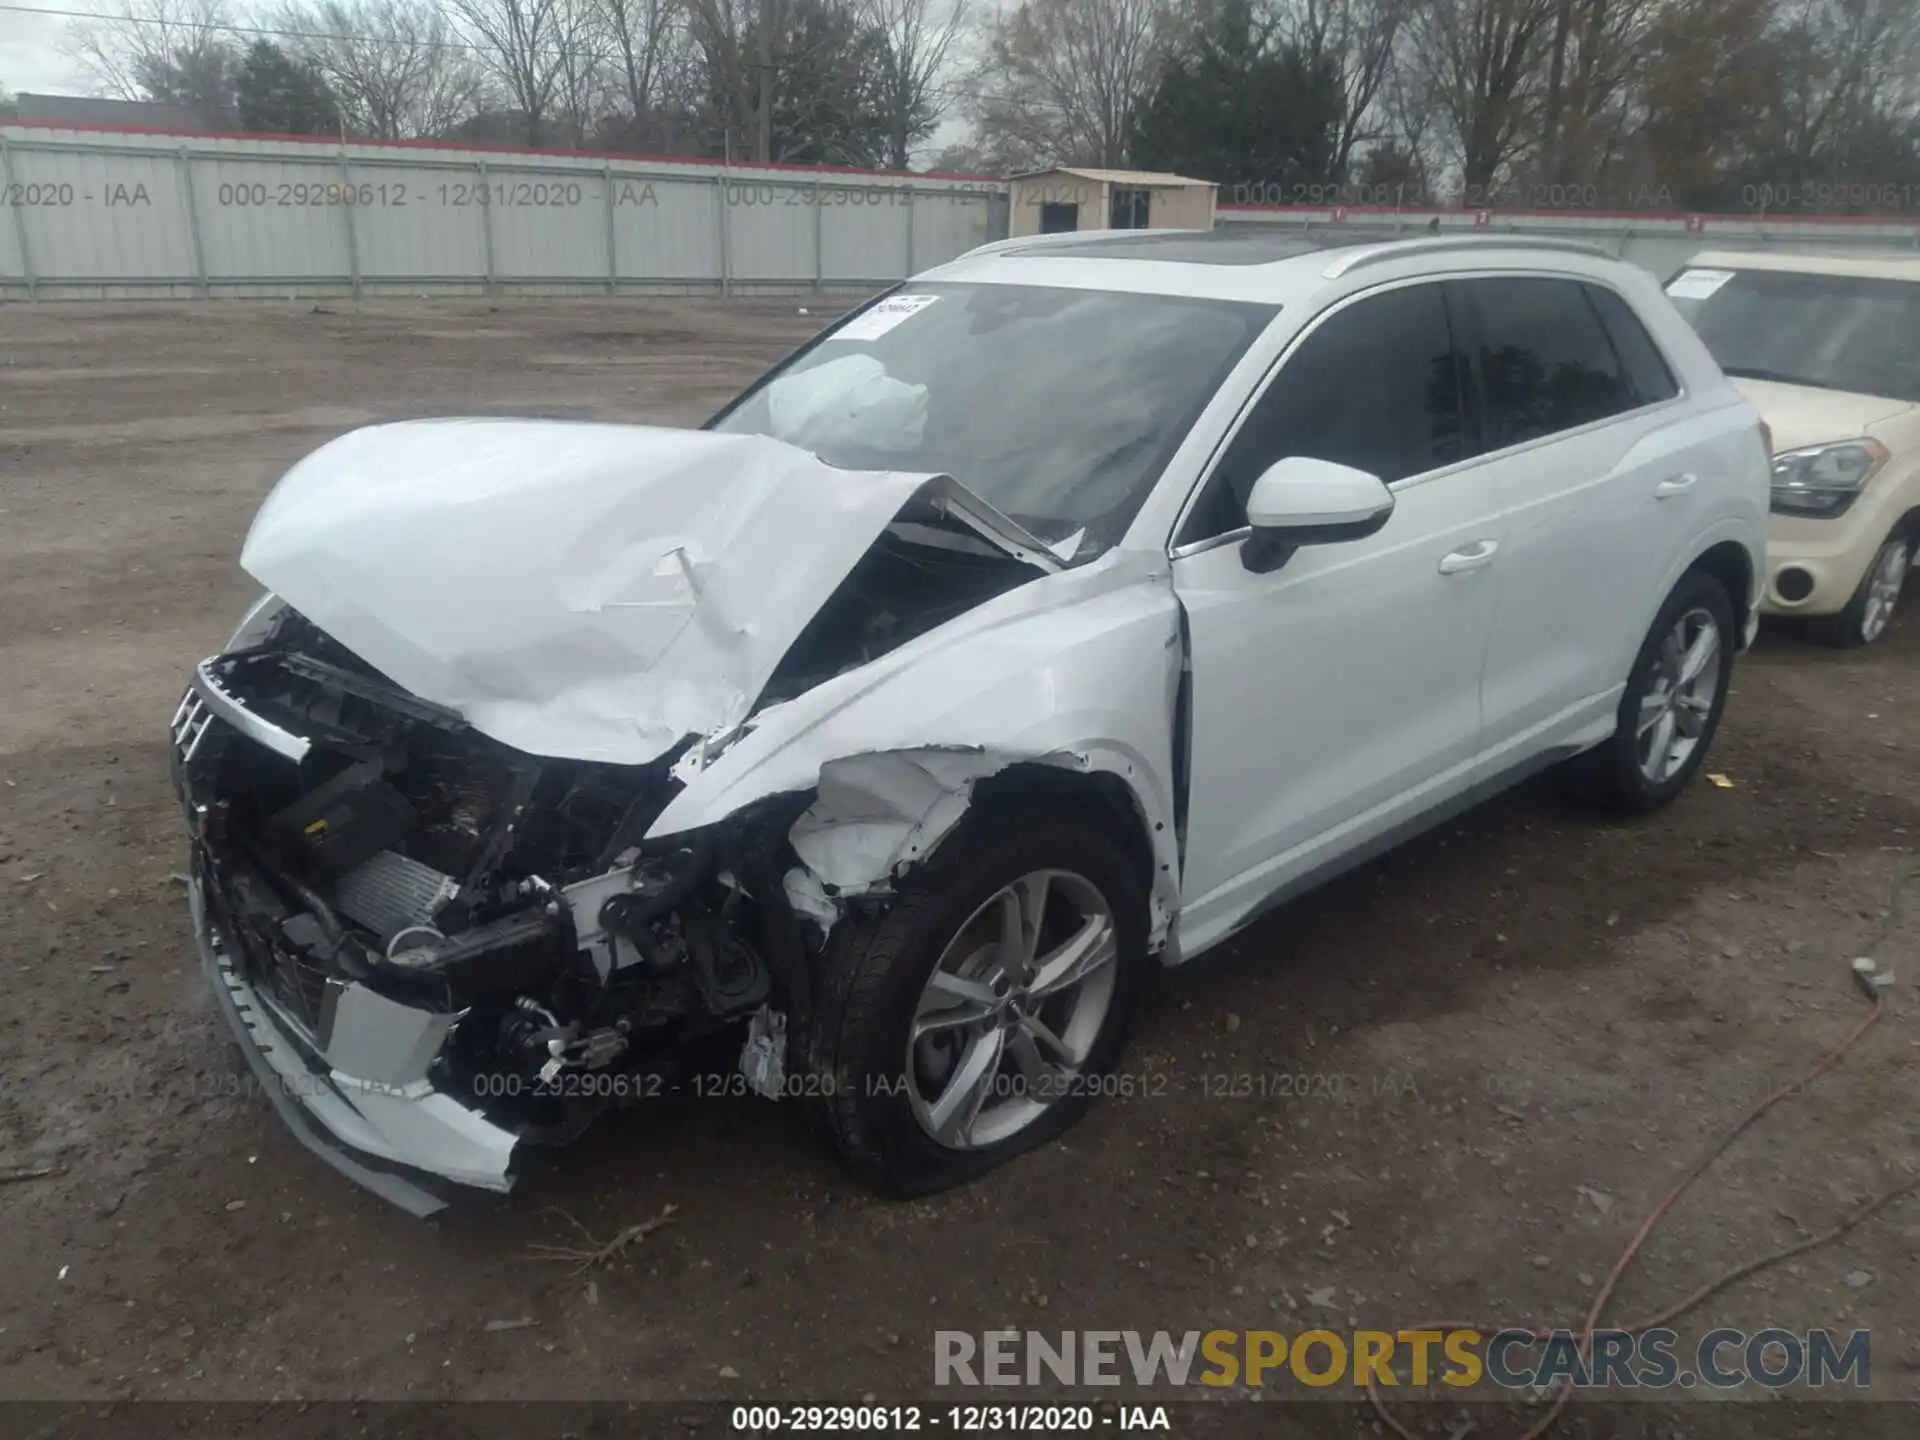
[1585,284,1681,405]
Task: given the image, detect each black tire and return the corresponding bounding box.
[804,796,1149,1197]
[1813,527,1912,649]
[1566,569,1737,815]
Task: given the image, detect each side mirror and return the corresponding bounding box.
[1241,456,1395,574]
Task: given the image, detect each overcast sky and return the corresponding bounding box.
[2,6,79,94]
[1,4,975,158]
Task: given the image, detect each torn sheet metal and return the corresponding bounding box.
[904,475,1064,575]
[649,554,1187,947]
[779,747,1117,934]
[240,420,937,765]
[779,749,1013,924]
[789,749,997,889]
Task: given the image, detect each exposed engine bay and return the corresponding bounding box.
[173,517,1046,1192]
[761,521,1045,703]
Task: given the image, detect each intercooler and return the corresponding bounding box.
[331,850,460,946]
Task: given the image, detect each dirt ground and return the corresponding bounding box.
[1,298,1916,1433]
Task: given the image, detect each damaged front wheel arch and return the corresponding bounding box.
[967,764,1161,896]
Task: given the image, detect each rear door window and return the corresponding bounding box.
[1456,277,1640,449]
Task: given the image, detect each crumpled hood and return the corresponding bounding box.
[240,419,941,765]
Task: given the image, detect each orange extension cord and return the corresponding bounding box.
[1368,858,1918,1440]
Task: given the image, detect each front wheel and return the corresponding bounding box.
[806,799,1149,1196]
[1816,529,1911,648]
[1566,570,1736,815]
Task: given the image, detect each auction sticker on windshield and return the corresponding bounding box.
[1665,268,1735,300]
[835,293,941,341]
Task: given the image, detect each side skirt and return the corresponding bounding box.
[1170,742,1588,965]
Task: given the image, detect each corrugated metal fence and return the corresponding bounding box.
[0,123,1008,300]
[5,125,1917,302]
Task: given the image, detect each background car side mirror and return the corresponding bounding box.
[1241,456,1396,574]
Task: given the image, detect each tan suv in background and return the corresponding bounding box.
[1667,250,1920,646]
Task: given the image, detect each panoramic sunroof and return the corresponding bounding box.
[1000,228,1415,266]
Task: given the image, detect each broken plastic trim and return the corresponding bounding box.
[778,747,1102,934]
[191,658,310,763]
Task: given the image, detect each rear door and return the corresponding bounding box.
[1452,275,1701,766]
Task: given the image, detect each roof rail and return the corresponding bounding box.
[959,226,1209,260]
[1320,234,1621,278]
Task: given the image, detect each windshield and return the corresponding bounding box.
[1668,267,1920,402]
[709,282,1276,559]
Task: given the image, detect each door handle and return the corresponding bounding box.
[1438,540,1500,574]
[1654,473,1698,499]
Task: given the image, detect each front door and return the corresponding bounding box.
[1170,281,1507,953]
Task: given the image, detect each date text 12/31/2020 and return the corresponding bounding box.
[190,180,991,210]
[460,1069,1427,1106]
[466,1068,1176,1103]
[208,180,660,209]
[728,1405,1172,1433]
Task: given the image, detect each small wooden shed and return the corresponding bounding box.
[1006,167,1218,238]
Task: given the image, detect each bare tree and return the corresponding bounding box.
[1402,0,1557,192]
[273,0,489,138]
[682,0,893,163]
[1765,0,1920,164]
[1532,0,1661,186]
[967,0,1169,168]
[681,0,749,154]
[1282,0,1408,179]
[447,0,574,142]
[599,0,682,138]
[860,0,968,169]
[1346,36,1440,200]
[550,0,614,142]
[1627,0,1776,201]
[1624,0,1920,206]
[1375,27,1437,165]
[63,0,235,109]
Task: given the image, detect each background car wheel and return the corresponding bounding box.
[1816,529,1911,649]
[806,797,1149,1197]
[1566,570,1736,816]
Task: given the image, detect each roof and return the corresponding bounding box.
[925,228,1633,304]
[1685,248,1920,281]
[1009,166,1215,189]
[994,227,1409,265]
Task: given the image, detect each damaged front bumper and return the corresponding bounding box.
[169,629,811,1216]
[186,862,517,1218]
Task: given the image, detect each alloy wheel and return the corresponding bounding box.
[1636,605,1723,784]
[905,869,1118,1150]
[1860,538,1910,644]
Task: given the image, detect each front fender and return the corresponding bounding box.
[644,553,1186,944]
